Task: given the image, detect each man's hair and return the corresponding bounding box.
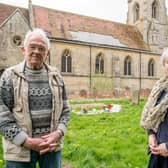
[23,28,50,49]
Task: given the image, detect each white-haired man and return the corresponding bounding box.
[0,28,70,168]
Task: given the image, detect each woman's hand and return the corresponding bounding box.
[150,143,168,156]
[149,134,157,150]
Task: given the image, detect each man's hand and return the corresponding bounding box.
[39,131,62,155]
[23,137,44,152]
[23,131,62,155]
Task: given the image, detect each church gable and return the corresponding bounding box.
[0,9,29,29]
[0,3,29,27]
[0,9,30,48]
[0,5,30,69]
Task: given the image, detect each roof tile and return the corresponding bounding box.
[33,5,149,50]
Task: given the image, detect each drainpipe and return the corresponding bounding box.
[139,51,142,100]
[89,45,92,93]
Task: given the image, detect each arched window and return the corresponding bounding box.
[148,59,155,76]
[95,53,104,74]
[152,0,157,19]
[134,3,140,22]
[124,56,132,75]
[61,49,72,73]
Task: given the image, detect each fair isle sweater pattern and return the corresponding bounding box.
[0,74,21,141]
[25,66,52,137]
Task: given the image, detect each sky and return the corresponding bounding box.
[0,0,168,24]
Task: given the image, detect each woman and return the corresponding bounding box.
[141,48,168,168]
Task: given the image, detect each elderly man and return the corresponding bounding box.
[0,28,70,168]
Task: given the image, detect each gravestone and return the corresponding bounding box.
[132,90,139,105]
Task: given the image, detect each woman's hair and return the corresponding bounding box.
[23,28,50,49]
[161,48,168,67]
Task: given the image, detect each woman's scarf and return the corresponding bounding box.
[140,75,168,133]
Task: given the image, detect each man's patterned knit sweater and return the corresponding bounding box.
[25,65,52,137]
[0,64,68,143]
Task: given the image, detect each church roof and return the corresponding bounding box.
[0,3,29,25]
[0,3,149,51]
[33,5,149,50]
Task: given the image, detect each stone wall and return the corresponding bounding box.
[50,40,162,99]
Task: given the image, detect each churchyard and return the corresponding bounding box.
[62,98,149,168]
[0,99,149,168]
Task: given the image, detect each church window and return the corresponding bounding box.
[95,53,104,74]
[134,3,140,22]
[124,56,132,75]
[61,49,72,73]
[148,59,155,76]
[152,0,157,19]
[12,35,22,46]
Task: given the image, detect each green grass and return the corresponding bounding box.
[63,99,150,168]
[0,99,150,168]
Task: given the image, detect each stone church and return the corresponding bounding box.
[0,0,167,99]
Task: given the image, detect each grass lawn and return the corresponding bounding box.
[63,99,149,168]
[0,99,149,168]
